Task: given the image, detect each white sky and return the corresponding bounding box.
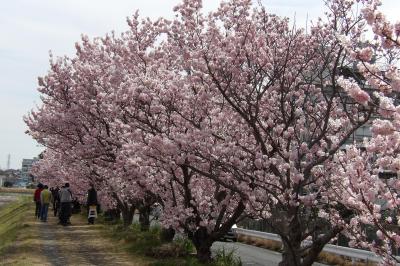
[0,0,399,169]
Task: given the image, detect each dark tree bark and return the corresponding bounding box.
[139,204,151,231]
[278,213,303,266]
[161,227,175,242]
[275,207,343,266]
[190,227,213,264]
[117,201,135,228]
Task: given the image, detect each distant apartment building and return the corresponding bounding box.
[20,157,39,186]
[346,124,372,144]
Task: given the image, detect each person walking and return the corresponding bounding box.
[86,184,98,225]
[33,183,44,219]
[59,183,72,226]
[51,186,60,217]
[40,185,52,222]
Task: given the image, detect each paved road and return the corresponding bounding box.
[212,241,326,266]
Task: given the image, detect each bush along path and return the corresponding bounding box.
[0,203,149,266]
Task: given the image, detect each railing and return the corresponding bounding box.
[235,228,382,263]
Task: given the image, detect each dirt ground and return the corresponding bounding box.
[0,204,149,266]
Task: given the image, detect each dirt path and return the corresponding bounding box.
[0,204,149,266]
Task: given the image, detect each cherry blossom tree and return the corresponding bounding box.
[28,9,248,261]
[25,23,157,228]
[103,18,248,261]
[330,0,400,263]
[158,0,385,264]
[31,149,116,208]
[25,0,400,264]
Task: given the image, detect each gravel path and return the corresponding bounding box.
[39,219,68,266]
[37,210,137,266]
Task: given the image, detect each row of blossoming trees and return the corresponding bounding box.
[25,0,400,264]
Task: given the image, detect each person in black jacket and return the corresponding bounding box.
[86,184,98,224]
[51,186,60,217]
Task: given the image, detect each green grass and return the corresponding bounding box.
[109,222,164,254]
[0,196,31,255]
[212,248,242,266]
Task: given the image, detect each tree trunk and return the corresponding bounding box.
[121,210,133,227]
[112,209,121,221]
[113,194,135,228]
[105,208,120,222]
[196,244,212,264]
[139,205,151,231]
[278,209,303,266]
[161,227,175,242]
[189,227,213,263]
[119,203,135,228]
[279,240,302,266]
[301,226,343,266]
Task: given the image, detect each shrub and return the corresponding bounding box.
[174,236,195,254]
[212,248,242,266]
[146,236,194,258]
[106,222,163,255]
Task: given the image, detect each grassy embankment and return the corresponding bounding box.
[0,195,31,255]
[0,193,52,265]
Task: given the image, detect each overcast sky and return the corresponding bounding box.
[0,0,398,169]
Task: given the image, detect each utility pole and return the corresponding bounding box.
[6,154,10,170]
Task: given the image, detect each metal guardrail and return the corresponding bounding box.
[235,228,382,263]
[236,228,282,243]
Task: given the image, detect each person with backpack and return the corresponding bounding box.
[59,183,72,226]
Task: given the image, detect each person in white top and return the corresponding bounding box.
[59,183,72,226]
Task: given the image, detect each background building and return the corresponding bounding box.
[0,169,20,187]
[19,158,38,187]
